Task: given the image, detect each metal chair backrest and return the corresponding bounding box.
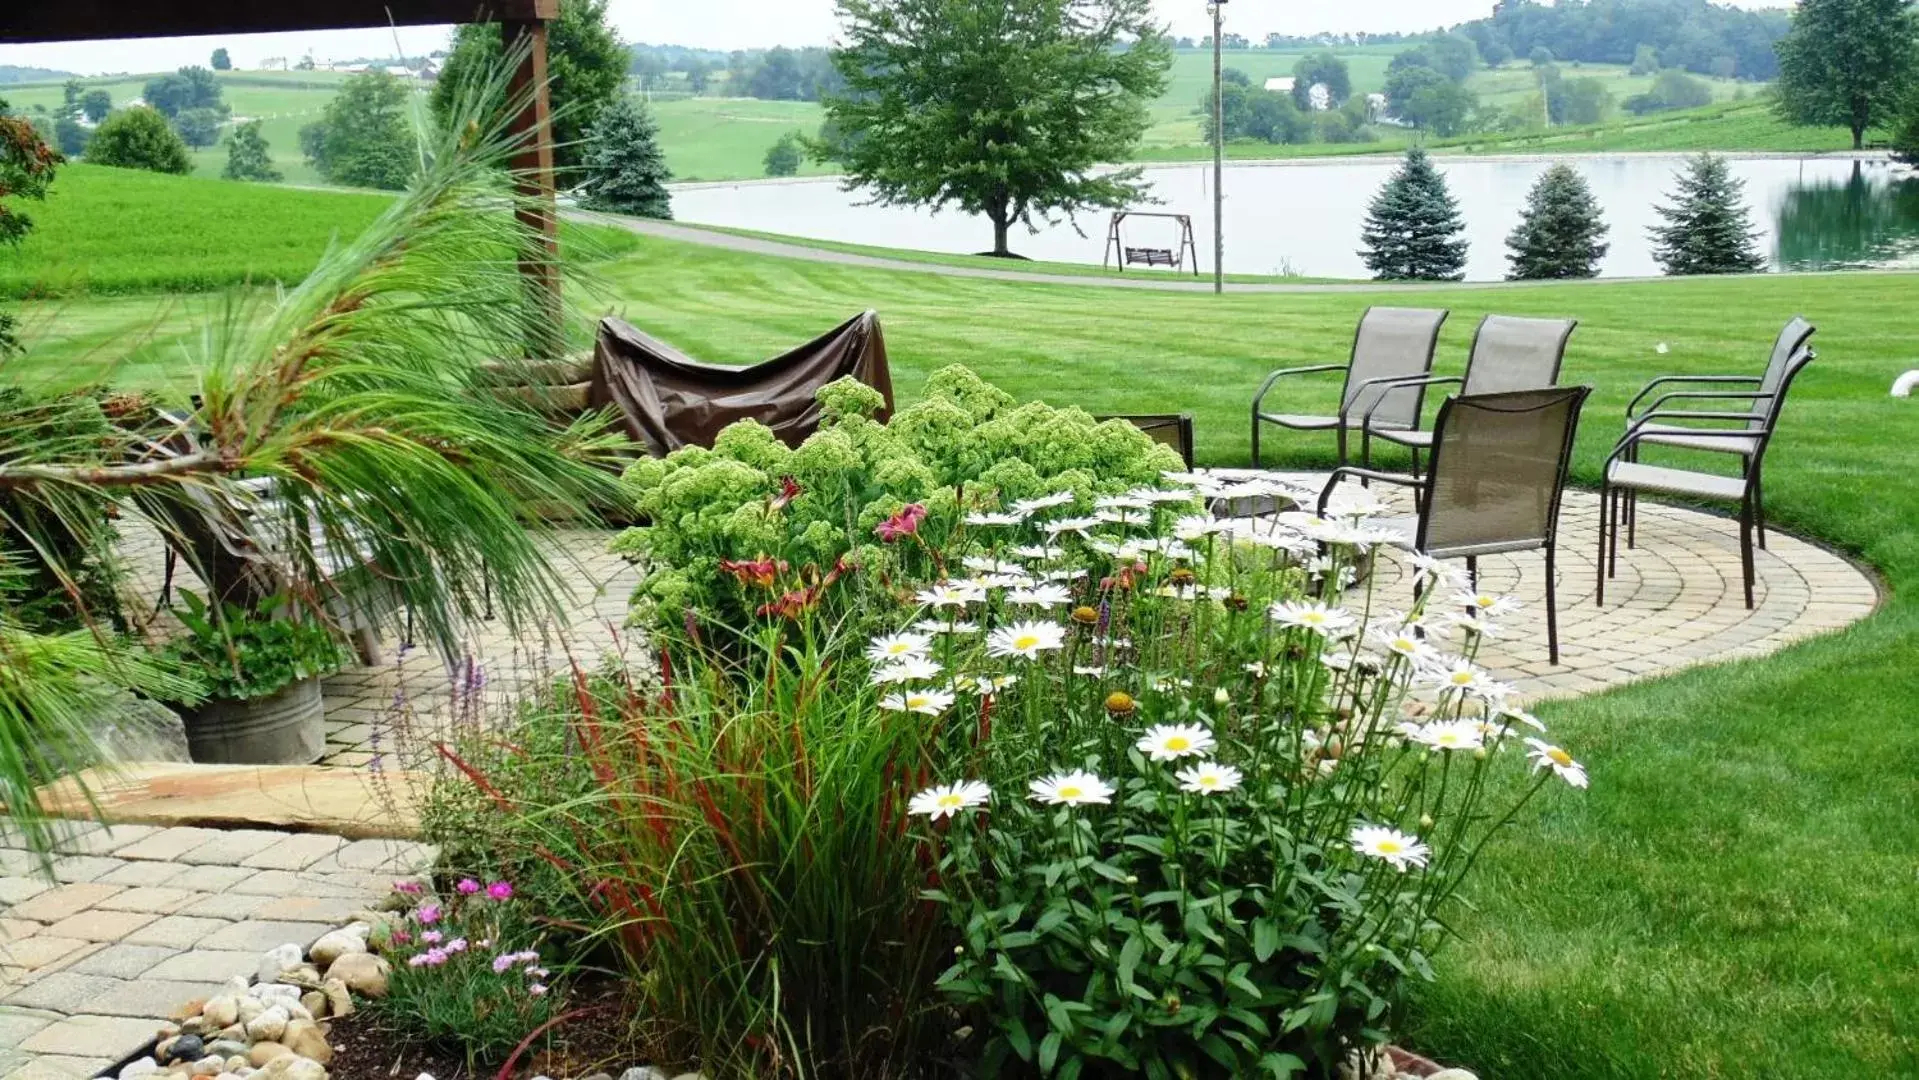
[1342,306,1449,427]
[1743,346,1816,478]
[1460,315,1578,396]
[1416,386,1592,560]
[1752,317,1817,431]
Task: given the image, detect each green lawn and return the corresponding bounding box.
[7,168,1919,1079]
[0,164,637,300]
[650,97,835,183]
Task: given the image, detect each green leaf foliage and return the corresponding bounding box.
[1359,148,1469,281]
[1649,152,1767,275]
[763,130,803,178]
[162,591,349,704]
[578,94,672,218]
[85,107,192,175]
[431,0,629,174]
[823,0,1173,256]
[304,70,416,190]
[222,120,283,183]
[1506,163,1610,280]
[1773,0,1919,149]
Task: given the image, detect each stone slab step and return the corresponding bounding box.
[34,766,419,840]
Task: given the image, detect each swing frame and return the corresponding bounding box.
[1102,212,1201,275]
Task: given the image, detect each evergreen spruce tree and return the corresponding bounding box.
[578,95,673,219]
[1506,163,1609,280]
[1649,153,1766,276]
[222,120,283,182]
[1359,148,1468,281]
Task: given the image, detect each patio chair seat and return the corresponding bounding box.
[1633,423,1762,456]
[1371,428,1435,450]
[1258,412,1409,431]
[1606,460,1749,502]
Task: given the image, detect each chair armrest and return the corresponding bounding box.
[1611,411,1769,461]
[1253,364,1349,414]
[1317,467,1423,516]
[1353,374,1460,430]
[1641,388,1775,415]
[1627,374,1762,417]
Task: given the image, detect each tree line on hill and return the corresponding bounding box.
[630,43,845,102]
[1456,0,1790,81]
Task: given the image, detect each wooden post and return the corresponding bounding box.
[504,18,563,359]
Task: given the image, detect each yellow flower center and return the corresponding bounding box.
[888,644,911,655]
[1014,635,1040,650]
[1451,672,1473,685]
[1303,613,1325,624]
[908,696,929,708]
[1058,785,1083,800]
[1198,776,1219,788]
[1547,748,1574,767]
[1166,736,1190,751]
[937,794,964,809]
[1377,839,1403,854]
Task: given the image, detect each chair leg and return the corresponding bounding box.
[1250,413,1261,469]
[1596,480,1609,607]
[1740,498,1757,610]
[1752,458,1768,551]
[1608,489,1621,580]
[1545,545,1561,666]
[1466,555,1479,592]
[1626,444,1639,549]
[1337,425,1350,470]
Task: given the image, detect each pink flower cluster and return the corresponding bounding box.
[875,504,927,542]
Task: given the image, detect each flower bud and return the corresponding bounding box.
[1213,687,1230,706]
[1124,874,1139,885]
[1419,814,1435,830]
[1105,691,1137,718]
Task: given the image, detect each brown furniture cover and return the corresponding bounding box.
[590,311,895,456]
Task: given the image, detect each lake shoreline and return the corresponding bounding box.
[670,149,1903,191]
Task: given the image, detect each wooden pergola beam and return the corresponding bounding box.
[7,0,565,357]
[1,1,556,44]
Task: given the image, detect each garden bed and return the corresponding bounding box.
[325,976,644,1080]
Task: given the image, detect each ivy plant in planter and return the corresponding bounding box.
[162,591,351,764]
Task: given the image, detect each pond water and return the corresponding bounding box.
[670,155,1919,282]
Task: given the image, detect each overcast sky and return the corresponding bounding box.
[3,0,1789,76]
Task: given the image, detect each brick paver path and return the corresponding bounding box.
[0,824,432,1080]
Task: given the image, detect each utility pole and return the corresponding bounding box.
[1211,2,1226,294]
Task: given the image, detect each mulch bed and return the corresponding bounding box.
[327,978,645,1080]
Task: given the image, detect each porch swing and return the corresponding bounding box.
[1102,211,1200,275]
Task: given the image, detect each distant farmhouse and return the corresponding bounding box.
[1263,76,1334,112]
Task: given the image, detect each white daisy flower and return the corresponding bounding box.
[1174,761,1243,796]
[1448,591,1521,616]
[1369,625,1438,663]
[1525,738,1589,788]
[1349,824,1431,872]
[986,620,1066,659]
[1146,675,1195,692]
[1268,601,1357,636]
[870,656,944,685]
[866,632,932,664]
[1409,719,1484,752]
[913,618,981,635]
[1427,659,1493,698]
[1137,723,1215,761]
[1011,491,1076,515]
[1139,537,1196,559]
[1043,516,1101,536]
[1448,611,1503,639]
[1094,508,1149,528]
[1095,494,1152,512]
[916,582,984,609]
[1029,770,1115,807]
[1072,664,1107,677]
[965,511,1024,527]
[1129,487,1198,505]
[1040,568,1089,582]
[880,688,956,716]
[1494,706,1548,733]
[907,780,991,820]
[1172,515,1224,540]
[964,556,1024,575]
[1007,583,1073,607]
[1243,661,1267,677]
[1012,543,1064,561]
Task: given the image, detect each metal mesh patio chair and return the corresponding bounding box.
[1600,343,1816,611]
[1618,317,1816,551]
[1317,386,1593,665]
[1251,306,1449,467]
[1358,314,1579,473]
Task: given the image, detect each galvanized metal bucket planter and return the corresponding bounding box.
[183,676,326,765]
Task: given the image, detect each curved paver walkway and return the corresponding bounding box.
[572,211,1918,295]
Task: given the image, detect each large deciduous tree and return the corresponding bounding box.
[431,0,627,173]
[86,107,192,175]
[1649,153,1767,275]
[1,96,61,356]
[1774,0,1919,150]
[1359,148,1469,281]
[1506,163,1609,279]
[823,0,1172,258]
[223,120,283,183]
[142,67,225,120]
[1291,51,1351,110]
[305,71,416,190]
